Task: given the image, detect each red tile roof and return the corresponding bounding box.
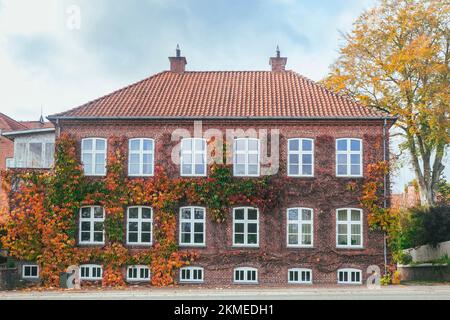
[0,113,28,131]
[19,121,54,129]
[50,71,388,119]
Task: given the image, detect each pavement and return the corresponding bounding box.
[1,285,450,300]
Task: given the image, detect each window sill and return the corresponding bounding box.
[336,246,364,250]
[179,244,206,248]
[287,245,314,249]
[231,245,260,249]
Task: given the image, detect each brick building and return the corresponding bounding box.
[47,49,396,286]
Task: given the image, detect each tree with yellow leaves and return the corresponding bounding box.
[323,0,449,206]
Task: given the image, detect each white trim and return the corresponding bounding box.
[126,206,153,246]
[337,268,362,284]
[336,138,363,177]
[336,208,363,249]
[179,266,204,283]
[79,206,105,245]
[287,138,314,177]
[286,208,314,248]
[233,267,258,284]
[126,265,151,282]
[81,138,107,176]
[22,265,39,279]
[232,207,259,247]
[128,138,155,177]
[179,207,206,247]
[233,138,260,177]
[288,268,312,284]
[180,138,207,177]
[2,127,55,137]
[80,264,103,281]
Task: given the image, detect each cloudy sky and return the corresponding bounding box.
[0,0,446,191]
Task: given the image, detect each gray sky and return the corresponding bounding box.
[0,0,447,191]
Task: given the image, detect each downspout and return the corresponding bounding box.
[383,118,388,274]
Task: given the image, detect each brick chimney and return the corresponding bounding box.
[169,44,187,73]
[269,46,287,72]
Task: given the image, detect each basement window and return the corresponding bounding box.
[127,265,150,282]
[80,264,103,281]
[288,268,312,284]
[234,267,258,284]
[180,267,204,283]
[22,265,39,279]
[338,268,362,284]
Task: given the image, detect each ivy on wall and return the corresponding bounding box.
[0,132,397,287]
[0,134,280,287]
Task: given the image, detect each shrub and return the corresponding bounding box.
[400,205,450,248]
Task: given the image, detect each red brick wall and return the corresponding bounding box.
[60,119,389,285]
[0,135,13,215]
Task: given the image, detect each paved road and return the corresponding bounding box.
[1,285,449,300]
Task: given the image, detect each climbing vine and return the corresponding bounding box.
[0,133,280,288]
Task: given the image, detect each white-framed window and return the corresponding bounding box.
[338,268,362,284]
[233,138,260,177]
[80,264,103,281]
[179,207,206,246]
[22,265,39,279]
[234,267,258,284]
[336,208,363,248]
[180,138,207,176]
[14,141,55,169]
[233,207,259,247]
[127,265,151,282]
[81,138,107,176]
[128,138,154,176]
[180,267,204,283]
[287,208,313,247]
[79,206,105,245]
[287,138,314,177]
[288,268,312,284]
[336,138,362,177]
[127,206,153,246]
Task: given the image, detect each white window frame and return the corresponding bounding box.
[286,208,314,248]
[234,267,258,284]
[81,138,107,176]
[179,207,206,247]
[336,138,363,177]
[80,264,103,281]
[126,265,151,282]
[337,268,362,284]
[180,138,207,177]
[287,138,314,177]
[233,138,260,177]
[79,206,105,245]
[22,265,39,279]
[126,206,153,246]
[13,141,55,169]
[128,138,155,177]
[233,207,259,247]
[336,208,363,249]
[179,267,204,283]
[288,268,312,284]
